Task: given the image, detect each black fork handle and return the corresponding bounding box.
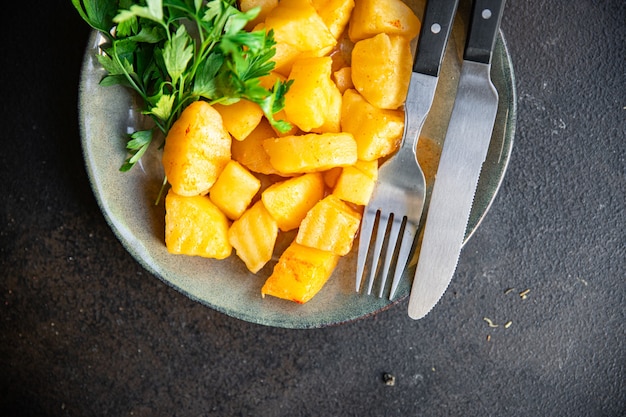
[413,0,461,77]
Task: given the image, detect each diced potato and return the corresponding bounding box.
[261,172,325,231]
[341,88,404,161]
[269,41,334,79]
[332,160,378,206]
[228,200,278,273]
[252,23,303,77]
[263,132,358,174]
[264,0,337,53]
[162,101,231,196]
[213,100,264,141]
[353,158,378,179]
[165,189,232,259]
[348,0,420,42]
[259,69,288,90]
[311,0,355,39]
[284,57,342,132]
[159,0,436,306]
[209,160,261,220]
[231,119,281,175]
[261,241,339,303]
[296,194,362,256]
[333,66,354,93]
[271,41,302,77]
[351,33,413,110]
[312,82,342,134]
[240,0,278,30]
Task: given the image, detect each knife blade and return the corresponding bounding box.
[408,0,506,320]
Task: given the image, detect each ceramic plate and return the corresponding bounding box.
[78,0,516,328]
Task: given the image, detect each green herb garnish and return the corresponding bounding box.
[72,0,292,171]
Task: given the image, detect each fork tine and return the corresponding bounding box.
[389,222,418,299]
[365,213,389,294]
[377,215,402,297]
[356,209,376,292]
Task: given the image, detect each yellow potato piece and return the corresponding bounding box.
[296,194,362,256]
[261,172,325,231]
[341,89,404,160]
[284,56,342,133]
[213,100,264,141]
[353,158,378,180]
[165,189,232,259]
[333,66,354,94]
[209,160,261,220]
[332,159,378,206]
[351,33,413,110]
[348,0,420,42]
[312,80,342,134]
[264,0,337,53]
[231,119,281,175]
[261,241,339,304]
[228,200,278,273]
[162,101,231,196]
[311,0,355,39]
[271,41,303,77]
[263,132,357,174]
[240,0,278,30]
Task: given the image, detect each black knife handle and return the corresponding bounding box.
[413,0,460,77]
[464,0,506,64]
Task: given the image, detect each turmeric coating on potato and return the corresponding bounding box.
[228,200,279,274]
[165,190,232,260]
[162,101,231,197]
[161,0,426,304]
[261,173,325,232]
[296,195,362,256]
[348,0,420,42]
[261,242,340,304]
[351,33,413,110]
[262,132,358,175]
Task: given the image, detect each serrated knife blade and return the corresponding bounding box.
[408,0,506,320]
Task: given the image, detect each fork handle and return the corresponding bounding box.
[413,0,460,77]
[464,0,506,64]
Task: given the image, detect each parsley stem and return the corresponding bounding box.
[111,42,148,104]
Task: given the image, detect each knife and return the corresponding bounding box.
[408,0,506,320]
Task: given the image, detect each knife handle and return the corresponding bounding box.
[413,0,460,77]
[464,0,506,64]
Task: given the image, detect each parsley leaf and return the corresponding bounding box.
[71,0,118,33]
[120,129,153,172]
[114,0,164,25]
[73,0,292,172]
[163,25,193,85]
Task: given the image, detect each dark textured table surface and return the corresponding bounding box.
[2,1,624,416]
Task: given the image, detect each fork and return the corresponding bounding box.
[355,0,459,298]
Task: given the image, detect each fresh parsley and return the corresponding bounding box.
[72,0,292,171]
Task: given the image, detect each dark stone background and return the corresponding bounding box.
[2,1,624,416]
